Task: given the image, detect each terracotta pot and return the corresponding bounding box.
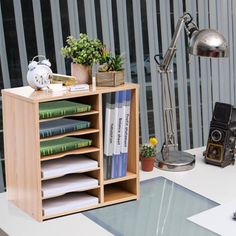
[71,63,92,84]
[141,156,155,172]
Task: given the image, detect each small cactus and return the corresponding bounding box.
[140,137,158,158]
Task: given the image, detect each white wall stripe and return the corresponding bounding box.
[50,0,66,74]
[84,0,97,38]
[186,1,202,147]
[116,0,131,82]
[198,0,212,143]
[0,2,10,88]
[100,0,115,53]
[209,0,220,104]
[159,0,179,147]
[32,0,46,56]
[132,0,149,143]
[146,0,163,149]
[173,0,190,149]
[67,0,80,39]
[226,0,235,104]
[13,0,28,86]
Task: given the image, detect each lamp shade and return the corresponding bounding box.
[189,29,228,58]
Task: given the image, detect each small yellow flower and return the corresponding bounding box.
[149,137,158,145]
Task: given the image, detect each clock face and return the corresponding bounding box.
[27,64,52,90]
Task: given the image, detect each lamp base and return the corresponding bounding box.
[154,150,195,172]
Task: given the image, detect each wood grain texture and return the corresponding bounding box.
[2,83,140,221]
[2,83,139,103]
[2,94,42,221]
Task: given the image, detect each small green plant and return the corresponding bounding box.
[98,49,124,72]
[140,137,158,158]
[61,34,105,66]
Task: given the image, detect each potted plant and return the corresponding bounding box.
[96,49,125,87]
[140,137,158,171]
[61,34,104,84]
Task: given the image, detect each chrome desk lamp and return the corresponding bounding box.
[154,13,228,171]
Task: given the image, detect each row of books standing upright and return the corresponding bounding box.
[103,89,131,179]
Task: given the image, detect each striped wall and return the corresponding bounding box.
[0,0,235,191]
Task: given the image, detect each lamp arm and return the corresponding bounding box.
[160,13,198,71]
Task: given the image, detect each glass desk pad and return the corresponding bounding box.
[84,177,219,236]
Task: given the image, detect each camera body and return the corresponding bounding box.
[205,102,236,167]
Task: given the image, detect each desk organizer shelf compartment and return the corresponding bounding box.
[104,179,137,204]
[39,100,92,120]
[42,192,99,217]
[40,113,100,140]
[40,136,93,157]
[39,118,92,139]
[41,154,99,180]
[2,84,139,221]
[42,173,99,199]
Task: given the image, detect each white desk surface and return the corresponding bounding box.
[1,147,236,236]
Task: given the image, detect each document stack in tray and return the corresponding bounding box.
[41,155,98,179]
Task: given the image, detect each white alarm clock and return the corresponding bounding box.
[27,55,53,90]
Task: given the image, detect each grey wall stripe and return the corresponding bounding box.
[13,0,28,86]
[0,2,10,88]
[50,0,66,74]
[217,0,230,103]
[67,0,80,39]
[0,160,4,193]
[232,0,236,103]
[146,0,163,148]
[186,1,202,147]
[132,0,149,143]
[173,0,190,149]
[84,0,97,38]
[116,0,131,82]
[32,1,46,56]
[100,0,115,53]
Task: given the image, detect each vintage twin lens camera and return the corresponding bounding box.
[205,102,236,167]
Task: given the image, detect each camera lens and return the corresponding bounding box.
[211,130,222,142]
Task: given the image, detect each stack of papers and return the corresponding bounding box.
[42,174,99,198]
[43,192,98,216]
[41,155,98,179]
[188,201,236,236]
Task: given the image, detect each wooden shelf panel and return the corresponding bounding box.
[104,185,136,203]
[42,185,100,200]
[41,167,101,181]
[39,110,99,123]
[40,147,100,161]
[40,128,99,141]
[104,172,137,185]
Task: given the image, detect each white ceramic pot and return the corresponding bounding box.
[71,63,92,84]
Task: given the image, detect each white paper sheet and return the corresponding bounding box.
[42,174,98,198]
[188,201,236,236]
[43,192,98,216]
[41,155,98,179]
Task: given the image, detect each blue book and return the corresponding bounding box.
[103,92,116,179]
[112,91,124,178]
[120,90,131,177]
[117,90,127,177]
[40,118,91,138]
